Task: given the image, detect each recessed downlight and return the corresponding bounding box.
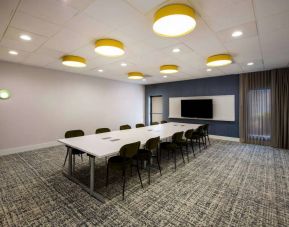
[163,75,167,78]
[153,4,197,37]
[20,34,32,41]
[232,30,243,37]
[121,62,127,67]
[142,78,146,81]
[172,48,181,53]
[0,89,11,100]
[207,68,212,72]
[62,55,86,68]
[98,69,104,72]
[247,62,254,66]
[9,50,18,55]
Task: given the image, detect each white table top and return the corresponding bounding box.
[58,122,202,158]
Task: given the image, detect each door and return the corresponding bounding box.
[150,96,163,124]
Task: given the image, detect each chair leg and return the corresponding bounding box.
[72,155,75,173]
[148,159,151,185]
[173,150,177,171]
[156,154,162,176]
[207,135,211,145]
[201,137,206,149]
[122,167,126,200]
[136,161,143,188]
[180,146,185,164]
[106,163,109,187]
[198,138,201,152]
[63,150,69,167]
[167,150,170,160]
[186,143,189,162]
[81,154,83,161]
[190,140,195,157]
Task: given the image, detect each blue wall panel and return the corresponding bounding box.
[145,75,240,138]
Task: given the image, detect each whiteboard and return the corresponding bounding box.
[169,95,235,121]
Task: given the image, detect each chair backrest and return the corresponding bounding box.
[151,122,159,125]
[120,124,131,130]
[119,141,141,158]
[160,120,167,124]
[172,131,184,143]
[95,128,111,134]
[203,124,209,135]
[195,126,203,134]
[145,136,160,151]
[65,130,84,138]
[185,129,195,139]
[136,123,145,128]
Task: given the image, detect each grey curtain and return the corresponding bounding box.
[240,71,271,145]
[271,68,289,149]
[240,68,289,149]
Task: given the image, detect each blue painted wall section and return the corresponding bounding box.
[145,75,240,138]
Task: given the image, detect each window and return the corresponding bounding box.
[247,89,271,141]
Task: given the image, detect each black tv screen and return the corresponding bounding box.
[181,99,213,118]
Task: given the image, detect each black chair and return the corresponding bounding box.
[202,124,210,146]
[184,129,196,159]
[151,122,159,125]
[95,128,111,134]
[160,120,167,124]
[191,126,205,151]
[63,130,85,167]
[133,136,161,185]
[136,123,145,128]
[106,141,142,200]
[120,124,131,130]
[160,131,185,171]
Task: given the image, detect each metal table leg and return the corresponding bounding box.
[63,148,105,203]
[68,147,72,176]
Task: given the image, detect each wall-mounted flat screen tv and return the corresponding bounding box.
[181,99,213,118]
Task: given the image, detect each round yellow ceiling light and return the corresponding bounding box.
[206,54,233,67]
[153,4,196,37]
[95,39,125,57]
[160,65,179,74]
[62,55,86,67]
[128,72,144,80]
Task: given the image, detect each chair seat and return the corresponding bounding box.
[108,156,132,170]
[133,149,152,160]
[160,142,177,150]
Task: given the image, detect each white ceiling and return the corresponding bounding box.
[0,0,289,84]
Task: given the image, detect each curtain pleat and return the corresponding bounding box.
[271,69,289,149]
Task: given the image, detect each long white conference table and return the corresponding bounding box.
[58,122,202,203]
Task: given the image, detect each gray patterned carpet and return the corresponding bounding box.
[1,140,289,226]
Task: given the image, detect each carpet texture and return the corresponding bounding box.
[1,140,289,226]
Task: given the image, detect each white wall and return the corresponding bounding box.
[0,61,145,154]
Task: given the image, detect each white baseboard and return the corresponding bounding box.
[209,134,240,142]
[0,141,61,156]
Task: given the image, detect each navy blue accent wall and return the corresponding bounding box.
[145,75,240,138]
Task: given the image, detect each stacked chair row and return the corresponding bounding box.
[63,123,210,199]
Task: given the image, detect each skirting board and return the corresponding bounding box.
[0,135,240,156]
[0,141,61,156]
[209,135,240,142]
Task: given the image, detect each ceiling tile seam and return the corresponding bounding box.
[252,0,265,70]
[0,0,21,41]
[187,1,247,74]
